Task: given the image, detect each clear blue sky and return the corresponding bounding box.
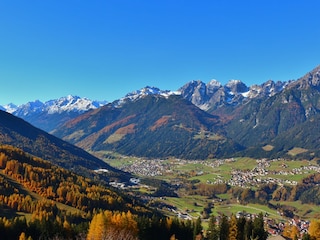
[1,0,320,105]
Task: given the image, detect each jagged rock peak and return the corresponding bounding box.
[291,65,320,89]
[5,96,107,116]
[225,79,248,94]
[207,79,222,87]
[1,103,18,113]
[45,95,107,114]
[113,86,179,107]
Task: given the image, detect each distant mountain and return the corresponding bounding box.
[0,109,126,180]
[219,65,320,158]
[112,86,179,107]
[178,78,287,111]
[1,95,107,132]
[53,93,243,160]
[0,103,18,113]
[4,66,320,160]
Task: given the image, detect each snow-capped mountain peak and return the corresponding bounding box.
[4,95,107,117]
[0,95,108,132]
[45,95,106,114]
[1,103,18,113]
[114,86,179,107]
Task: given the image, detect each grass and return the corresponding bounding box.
[164,195,208,217]
[288,147,309,156]
[193,132,225,141]
[233,158,257,170]
[211,203,284,221]
[189,173,219,183]
[97,154,320,221]
[63,130,85,141]
[269,201,320,219]
[262,145,274,151]
[104,133,125,143]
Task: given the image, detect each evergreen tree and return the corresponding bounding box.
[252,213,267,240]
[302,233,311,240]
[207,215,219,240]
[237,216,246,240]
[244,218,253,240]
[219,214,229,240]
[193,217,202,239]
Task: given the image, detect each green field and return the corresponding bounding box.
[98,154,320,221]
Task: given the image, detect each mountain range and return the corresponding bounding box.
[0,109,127,181]
[0,95,107,132]
[2,65,320,160]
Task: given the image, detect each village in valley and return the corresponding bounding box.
[97,155,320,238]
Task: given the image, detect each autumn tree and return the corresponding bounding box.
[87,212,107,240]
[309,219,320,240]
[229,214,238,240]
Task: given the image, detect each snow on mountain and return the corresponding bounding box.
[207,79,222,94]
[5,95,107,118]
[113,86,179,107]
[45,95,107,114]
[179,78,288,111]
[13,100,45,116]
[225,79,249,95]
[0,103,18,113]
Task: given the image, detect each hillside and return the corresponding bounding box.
[1,95,106,132]
[53,94,244,159]
[0,110,126,180]
[3,66,320,160]
[217,65,320,158]
[0,145,169,240]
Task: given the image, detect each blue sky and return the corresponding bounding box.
[1,0,320,105]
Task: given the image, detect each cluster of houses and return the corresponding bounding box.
[119,159,169,176]
[266,217,310,239]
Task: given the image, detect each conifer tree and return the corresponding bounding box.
[237,216,246,240]
[219,214,229,240]
[229,214,238,240]
[207,215,218,240]
[252,213,267,240]
[19,232,27,240]
[308,219,320,239]
[87,212,107,240]
[193,217,202,239]
[244,218,253,240]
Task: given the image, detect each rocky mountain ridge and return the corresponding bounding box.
[0,95,107,132]
[2,65,320,159]
[178,78,288,111]
[52,94,243,159]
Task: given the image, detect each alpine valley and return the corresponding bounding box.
[2,66,320,239]
[3,65,320,160]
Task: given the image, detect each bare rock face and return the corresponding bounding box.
[288,65,320,89]
[179,77,288,111]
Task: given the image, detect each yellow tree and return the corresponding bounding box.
[309,219,320,239]
[282,224,292,239]
[228,214,238,240]
[170,234,176,240]
[291,225,299,240]
[87,212,107,240]
[63,219,72,239]
[19,232,27,240]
